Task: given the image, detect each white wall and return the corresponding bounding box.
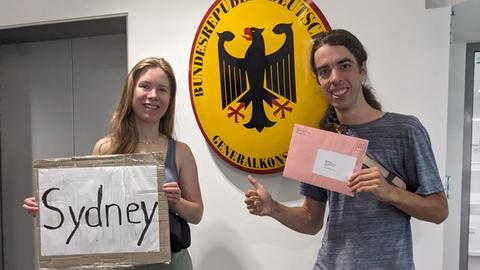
[0,1,451,269]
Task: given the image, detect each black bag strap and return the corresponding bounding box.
[363,154,407,190]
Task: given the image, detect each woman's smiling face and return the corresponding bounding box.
[131,67,171,125]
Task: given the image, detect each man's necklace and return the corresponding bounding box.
[335,124,347,134]
[335,124,352,136]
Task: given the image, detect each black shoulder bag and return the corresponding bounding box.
[169,211,191,252]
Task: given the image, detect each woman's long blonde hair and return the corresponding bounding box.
[103,57,177,154]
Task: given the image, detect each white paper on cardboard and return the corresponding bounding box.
[38,165,160,256]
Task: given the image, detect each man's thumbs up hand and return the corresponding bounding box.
[245,175,274,216]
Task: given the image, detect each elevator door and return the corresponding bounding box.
[0,33,126,269]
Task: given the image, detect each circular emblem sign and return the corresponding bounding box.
[190,0,330,174]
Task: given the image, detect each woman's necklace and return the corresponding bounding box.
[137,136,162,145]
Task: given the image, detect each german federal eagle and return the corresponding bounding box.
[217,23,296,132]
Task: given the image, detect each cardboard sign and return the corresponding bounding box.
[33,152,170,269]
[283,124,368,196]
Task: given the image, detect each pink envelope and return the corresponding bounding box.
[283,124,369,197]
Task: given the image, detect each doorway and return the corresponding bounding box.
[0,16,127,270]
[465,43,480,270]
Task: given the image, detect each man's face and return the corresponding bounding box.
[313,45,367,113]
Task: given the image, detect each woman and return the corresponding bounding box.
[23,57,203,270]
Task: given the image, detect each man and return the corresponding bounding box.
[244,29,448,269]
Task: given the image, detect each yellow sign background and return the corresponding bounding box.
[190,0,330,173]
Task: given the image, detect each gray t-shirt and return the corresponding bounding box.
[300,112,444,270]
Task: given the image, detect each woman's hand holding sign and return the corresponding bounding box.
[163,182,182,209]
[23,196,39,217]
